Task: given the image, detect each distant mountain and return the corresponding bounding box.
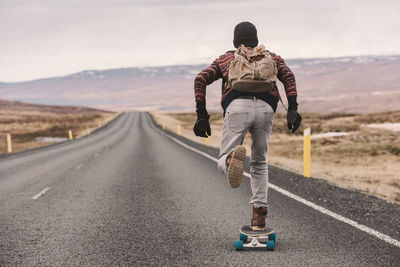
[286,55,400,113]
[1,55,399,113]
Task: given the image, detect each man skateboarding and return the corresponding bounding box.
[193,21,301,231]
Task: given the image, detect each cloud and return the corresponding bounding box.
[0,0,399,81]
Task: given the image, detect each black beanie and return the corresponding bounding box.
[233,21,258,48]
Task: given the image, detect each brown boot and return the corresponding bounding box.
[251,206,268,231]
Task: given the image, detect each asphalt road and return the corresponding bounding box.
[0,112,399,266]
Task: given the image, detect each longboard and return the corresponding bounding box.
[235,225,276,251]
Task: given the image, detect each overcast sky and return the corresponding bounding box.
[1,0,399,82]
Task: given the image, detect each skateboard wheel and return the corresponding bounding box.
[235,240,244,251]
[239,233,248,242]
[268,233,276,243]
[266,240,275,251]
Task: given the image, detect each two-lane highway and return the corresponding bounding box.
[1,112,399,266]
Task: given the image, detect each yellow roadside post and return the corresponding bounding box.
[6,133,12,153]
[68,130,73,140]
[162,124,166,130]
[205,137,209,146]
[177,125,182,135]
[304,127,311,177]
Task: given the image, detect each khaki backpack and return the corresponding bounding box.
[227,44,277,93]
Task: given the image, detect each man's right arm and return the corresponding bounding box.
[192,60,222,137]
[194,61,222,111]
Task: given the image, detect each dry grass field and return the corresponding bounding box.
[153,110,400,203]
[0,99,117,154]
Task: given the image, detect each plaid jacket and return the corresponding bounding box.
[194,49,297,112]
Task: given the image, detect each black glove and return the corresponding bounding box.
[287,103,302,133]
[193,109,211,138]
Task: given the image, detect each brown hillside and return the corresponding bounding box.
[0,99,117,154]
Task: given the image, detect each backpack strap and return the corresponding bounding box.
[221,50,235,93]
[221,77,226,93]
[274,88,288,111]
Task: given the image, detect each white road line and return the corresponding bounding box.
[160,131,400,248]
[32,187,50,200]
[75,163,82,170]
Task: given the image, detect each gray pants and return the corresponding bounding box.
[218,97,274,207]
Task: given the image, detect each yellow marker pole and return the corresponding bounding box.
[6,133,12,153]
[162,124,166,130]
[205,137,209,146]
[304,127,311,177]
[177,125,182,135]
[68,130,73,140]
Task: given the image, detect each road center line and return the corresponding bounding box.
[32,187,50,200]
[75,163,82,170]
[159,130,400,248]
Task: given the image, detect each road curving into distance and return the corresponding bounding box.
[0,112,399,266]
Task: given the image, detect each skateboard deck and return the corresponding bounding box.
[236,225,276,251]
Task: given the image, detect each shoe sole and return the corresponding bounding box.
[227,145,246,188]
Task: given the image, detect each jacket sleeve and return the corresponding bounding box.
[194,60,223,110]
[273,54,297,104]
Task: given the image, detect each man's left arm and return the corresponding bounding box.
[274,54,297,105]
[273,54,302,133]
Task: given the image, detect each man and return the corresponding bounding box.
[193,21,301,230]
